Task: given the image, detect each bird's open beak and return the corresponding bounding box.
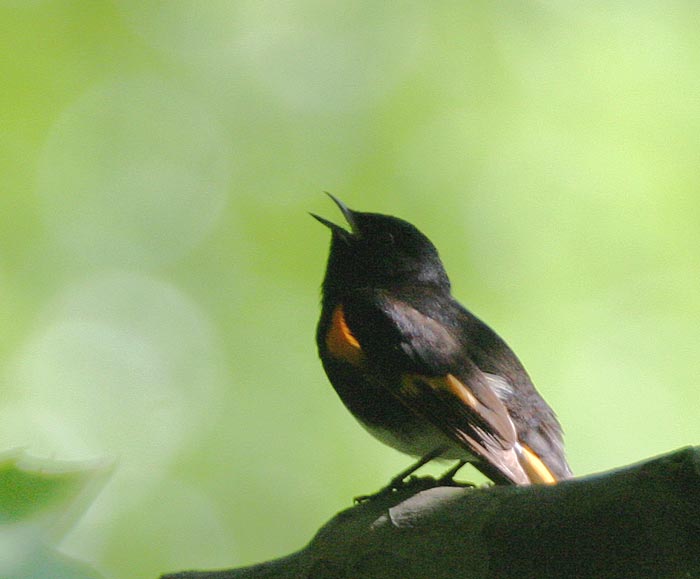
[310,193,359,236]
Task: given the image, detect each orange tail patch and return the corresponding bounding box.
[518,445,557,484]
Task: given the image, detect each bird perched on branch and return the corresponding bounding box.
[312,195,571,488]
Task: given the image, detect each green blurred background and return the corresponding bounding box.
[1,2,700,578]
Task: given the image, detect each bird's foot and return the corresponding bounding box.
[353,447,454,503]
[353,474,439,503]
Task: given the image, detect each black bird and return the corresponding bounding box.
[312,194,572,486]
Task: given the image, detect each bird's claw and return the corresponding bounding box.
[353,475,449,504]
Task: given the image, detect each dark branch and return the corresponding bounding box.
[162,446,700,579]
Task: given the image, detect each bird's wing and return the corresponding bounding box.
[343,293,541,485]
[452,304,572,481]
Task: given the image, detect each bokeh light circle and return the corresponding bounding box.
[36,75,233,267]
[2,271,225,469]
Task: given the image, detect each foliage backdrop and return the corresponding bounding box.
[1,2,700,578]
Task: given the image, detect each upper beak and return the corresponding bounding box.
[310,192,359,236]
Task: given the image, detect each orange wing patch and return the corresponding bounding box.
[401,373,479,408]
[517,444,557,484]
[326,305,364,366]
[400,373,559,485]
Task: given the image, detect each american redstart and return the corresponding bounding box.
[312,194,572,487]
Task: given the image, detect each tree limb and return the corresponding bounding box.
[162,446,700,579]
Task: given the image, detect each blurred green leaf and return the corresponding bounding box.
[0,450,109,579]
[4,547,103,579]
[0,452,95,524]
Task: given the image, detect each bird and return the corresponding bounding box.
[311,194,572,487]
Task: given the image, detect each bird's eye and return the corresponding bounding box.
[377,232,395,245]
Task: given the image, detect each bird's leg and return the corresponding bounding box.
[386,447,446,488]
[436,460,475,488]
[437,460,466,482]
[354,447,446,503]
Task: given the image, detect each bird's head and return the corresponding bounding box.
[311,194,450,296]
